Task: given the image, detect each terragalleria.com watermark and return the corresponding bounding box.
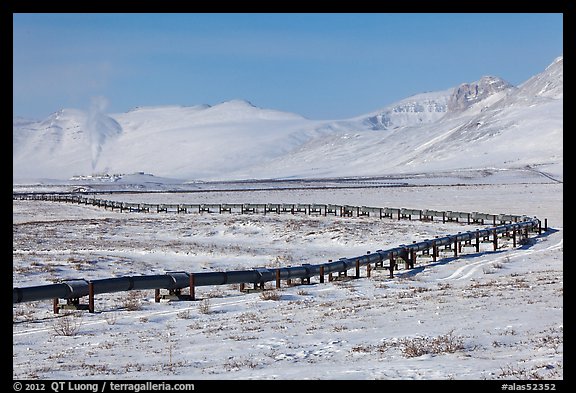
[13,381,195,393]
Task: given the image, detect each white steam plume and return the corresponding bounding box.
[85,96,121,172]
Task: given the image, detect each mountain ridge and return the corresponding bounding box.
[13,56,562,182]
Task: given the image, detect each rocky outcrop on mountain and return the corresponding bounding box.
[364,89,452,130]
[447,76,514,112]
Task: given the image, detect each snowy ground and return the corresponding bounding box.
[12,176,563,380]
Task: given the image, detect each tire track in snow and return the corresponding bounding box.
[436,238,563,281]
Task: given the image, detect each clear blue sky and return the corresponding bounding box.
[13,13,563,120]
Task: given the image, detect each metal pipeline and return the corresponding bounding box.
[13,280,89,302]
[12,198,543,304]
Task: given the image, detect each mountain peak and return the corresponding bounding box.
[547,55,563,70]
[216,99,257,108]
[516,55,563,100]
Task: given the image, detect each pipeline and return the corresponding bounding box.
[12,193,537,225]
[12,194,545,312]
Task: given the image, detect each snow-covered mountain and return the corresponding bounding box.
[13,100,324,180]
[357,88,452,131]
[13,56,563,183]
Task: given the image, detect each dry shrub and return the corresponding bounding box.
[122,291,143,311]
[177,309,192,319]
[399,330,465,358]
[260,290,281,301]
[198,299,211,314]
[53,311,83,336]
[104,312,118,325]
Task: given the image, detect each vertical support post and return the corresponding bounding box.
[442,212,446,223]
[493,229,498,251]
[88,281,94,313]
[544,218,548,232]
[389,254,395,278]
[355,260,360,278]
[276,269,281,289]
[453,237,458,258]
[189,273,195,301]
[320,265,325,283]
[240,282,245,292]
[366,251,371,277]
[512,229,517,248]
[432,241,437,262]
[410,242,416,268]
[475,231,480,253]
[53,298,59,314]
[155,288,160,303]
[328,260,333,282]
[404,249,410,270]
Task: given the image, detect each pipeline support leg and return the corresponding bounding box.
[189,273,195,301]
[88,281,94,313]
[493,229,498,251]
